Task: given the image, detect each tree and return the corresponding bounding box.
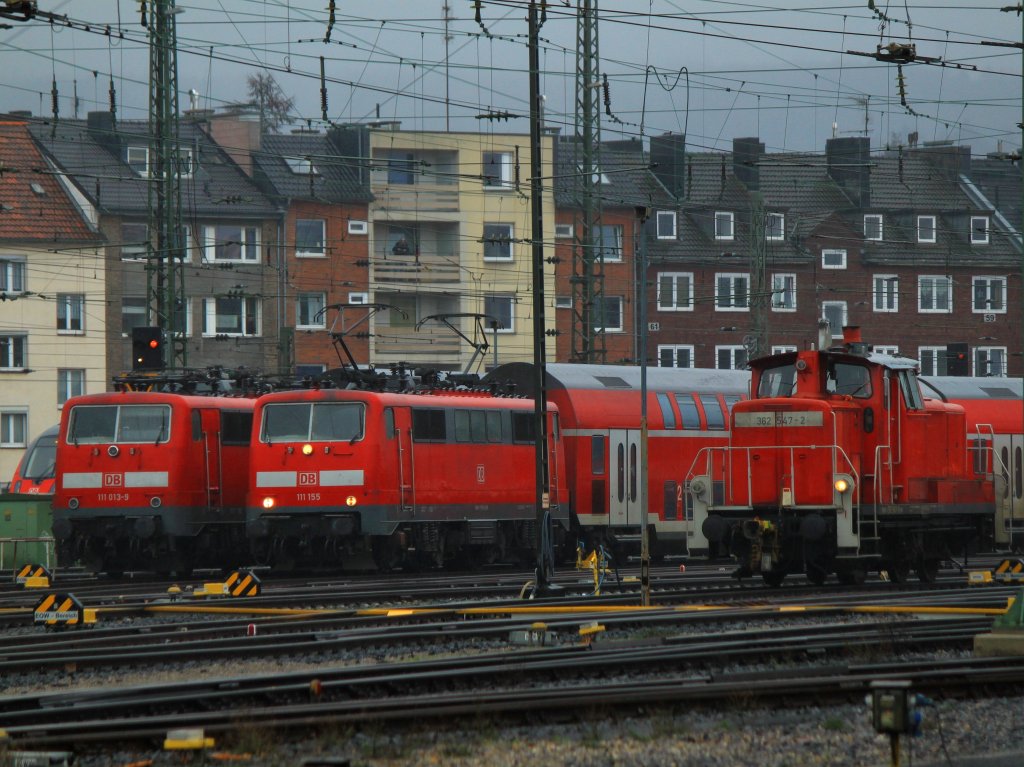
[246,72,296,134]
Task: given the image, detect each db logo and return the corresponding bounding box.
[299,472,317,486]
[476,465,485,484]
[103,473,123,487]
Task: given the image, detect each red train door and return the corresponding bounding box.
[609,429,641,526]
[388,407,415,515]
[199,409,222,509]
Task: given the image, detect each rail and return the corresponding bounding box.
[0,535,56,570]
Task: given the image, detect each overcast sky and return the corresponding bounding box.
[2,1,1020,157]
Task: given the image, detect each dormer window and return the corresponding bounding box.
[971,216,990,244]
[864,214,883,241]
[656,210,676,240]
[714,211,734,241]
[126,146,149,177]
[765,212,785,241]
[917,215,936,243]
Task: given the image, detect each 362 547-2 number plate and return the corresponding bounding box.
[733,411,823,428]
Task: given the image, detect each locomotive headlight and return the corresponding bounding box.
[262,496,276,509]
[302,443,314,456]
[346,495,358,507]
[834,477,853,493]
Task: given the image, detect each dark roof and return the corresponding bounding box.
[0,120,102,244]
[252,131,373,204]
[28,116,278,219]
[553,137,675,210]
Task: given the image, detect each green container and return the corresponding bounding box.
[0,493,55,570]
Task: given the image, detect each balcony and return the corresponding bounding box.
[372,183,460,214]
[372,326,462,366]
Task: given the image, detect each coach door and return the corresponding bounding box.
[609,429,641,526]
[199,409,222,509]
[993,434,1024,549]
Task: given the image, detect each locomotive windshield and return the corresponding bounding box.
[758,362,796,398]
[826,362,872,398]
[21,434,57,479]
[67,405,171,444]
[261,402,364,443]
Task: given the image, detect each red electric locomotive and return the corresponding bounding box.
[486,363,750,557]
[8,424,59,495]
[52,390,255,576]
[247,384,569,570]
[688,326,1000,585]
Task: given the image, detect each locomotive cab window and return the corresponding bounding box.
[826,363,871,398]
[68,404,171,444]
[221,411,253,446]
[412,409,447,442]
[896,369,925,411]
[512,412,535,444]
[261,402,363,442]
[758,363,796,398]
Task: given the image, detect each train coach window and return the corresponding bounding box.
[656,393,676,429]
[724,394,742,414]
[591,436,605,475]
[512,412,535,444]
[221,411,253,446]
[700,396,726,430]
[412,409,447,442]
[674,394,701,429]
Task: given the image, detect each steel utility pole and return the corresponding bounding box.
[147,0,187,368]
[570,0,605,364]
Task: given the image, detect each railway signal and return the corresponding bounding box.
[131,326,164,370]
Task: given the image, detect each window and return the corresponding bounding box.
[822,249,846,269]
[0,334,26,369]
[917,215,937,243]
[296,364,327,377]
[0,411,26,447]
[765,212,785,241]
[658,345,694,368]
[771,345,797,354]
[822,301,847,338]
[657,272,693,311]
[56,294,84,333]
[918,346,948,376]
[873,275,899,312]
[348,220,368,235]
[971,216,990,244]
[554,295,572,309]
[973,276,1005,313]
[714,211,734,241]
[126,146,149,176]
[483,223,513,261]
[864,214,883,241]
[593,296,623,332]
[482,151,512,189]
[874,345,899,356]
[296,292,326,329]
[0,258,25,294]
[656,211,676,240]
[715,273,749,311]
[169,298,191,339]
[555,224,574,238]
[202,296,261,337]
[58,369,85,405]
[121,297,149,336]
[177,148,195,177]
[204,224,260,262]
[295,219,325,257]
[771,273,796,311]
[975,347,1007,377]
[484,294,514,333]
[716,345,747,370]
[597,224,623,262]
[286,156,319,176]
[919,275,952,313]
[120,223,148,260]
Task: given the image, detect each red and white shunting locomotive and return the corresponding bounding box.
[52,387,255,576]
[688,326,1023,586]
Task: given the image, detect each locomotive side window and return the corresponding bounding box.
[591,436,605,475]
[384,408,395,440]
[486,411,502,442]
[896,369,925,411]
[454,410,471,442]
[656,393,676,429]
[674,394,701,429]
[758,363,796,397]
[512,412,535,443]
[412,409,447,442]
[827,363,871,398]
[700,396,725,430]
[192,411,202,441]
[221,411,253,446]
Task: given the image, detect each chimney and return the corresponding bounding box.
[208,111,262,176]
[328,124,372,191]
[919,142,971,179]
[649,133,686,199]
[86,110,118,152]
[826,136,870,207]
[732,137,764,190]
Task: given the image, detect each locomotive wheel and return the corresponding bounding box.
[836,566,866,586]
[916,558,940,583]
[805,563,829,586]
[885,561,911,583]
[761,570,786,587]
